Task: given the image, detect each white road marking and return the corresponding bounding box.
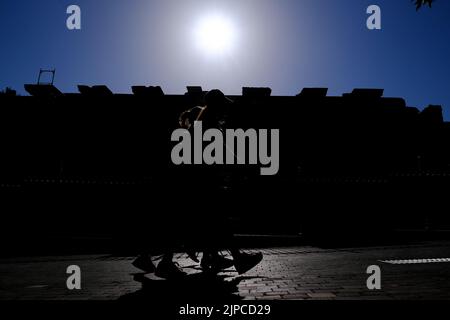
[380,258,450,265]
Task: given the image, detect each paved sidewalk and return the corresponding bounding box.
[1,241,450,300]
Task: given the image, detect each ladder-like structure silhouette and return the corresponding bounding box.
[37,69,56,85]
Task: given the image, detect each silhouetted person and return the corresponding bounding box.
[134,91,262,277]
[179,89,263,274]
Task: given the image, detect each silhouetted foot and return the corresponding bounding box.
[132,255,156,273]
[186,250,199,263]
[201,254,234,273]
[155,260,186,279]
[233,252,263,275]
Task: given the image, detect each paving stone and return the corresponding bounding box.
[2,242,450,300]
[307,293,337,299]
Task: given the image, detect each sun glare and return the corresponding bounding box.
[194,14,237,57]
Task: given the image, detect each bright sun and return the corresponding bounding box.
[194,14,237,56]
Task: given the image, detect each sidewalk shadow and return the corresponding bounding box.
[119,272,262,302]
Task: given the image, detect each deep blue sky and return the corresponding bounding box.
[1,0,450,119]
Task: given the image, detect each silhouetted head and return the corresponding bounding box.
[199,90,233,128]
[204,89,233,109]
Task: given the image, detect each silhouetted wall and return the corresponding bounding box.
[0,87,448,251]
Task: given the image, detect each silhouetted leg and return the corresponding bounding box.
[229,249,263,275]
[132,254,156,273]
[200,248,234,272]
[155,252,186,279]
